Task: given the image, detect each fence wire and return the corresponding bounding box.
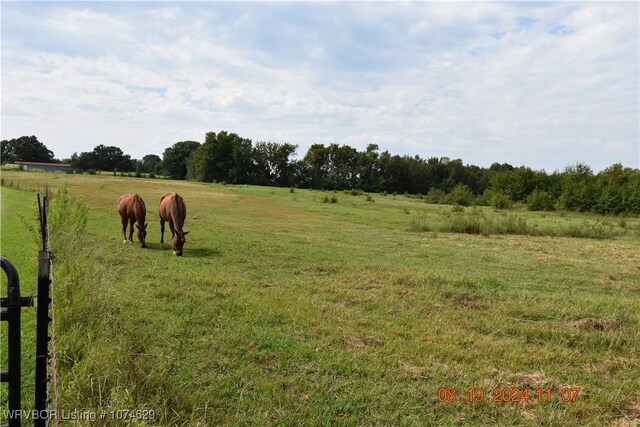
[36,188,60,427]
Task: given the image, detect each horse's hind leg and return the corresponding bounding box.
[160,219,165,248]
[121,216,128,243]
[128,218,135,243]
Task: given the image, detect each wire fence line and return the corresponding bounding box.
[45,189,61,427]
[36,188,60,427]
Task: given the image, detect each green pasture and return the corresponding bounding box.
[0,180,40,419]
[1,170,639,426]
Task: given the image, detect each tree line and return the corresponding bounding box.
[2,133,639,215]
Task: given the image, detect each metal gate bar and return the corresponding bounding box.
[1,257,34,427]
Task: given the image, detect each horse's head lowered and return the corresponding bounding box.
[173,230,189,256]
[136,223,148,248]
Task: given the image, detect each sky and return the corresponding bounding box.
[1,1,639,172]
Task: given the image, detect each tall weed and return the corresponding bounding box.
[413,208,618,239]
[48,187,136,413]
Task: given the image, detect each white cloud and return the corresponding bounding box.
[1,2,638,171]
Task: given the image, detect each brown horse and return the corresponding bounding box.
[159,192,189,256]
[117,194,148,247]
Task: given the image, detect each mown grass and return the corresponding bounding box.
[0,184,41,421]
[1,170,639,426]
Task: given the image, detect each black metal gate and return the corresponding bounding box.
[1,257,34,427]
[1,190,53,427]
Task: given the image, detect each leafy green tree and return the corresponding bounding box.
[380,155,408,194]
[1,135,55,163]
[162,140,200,180]
[188,131,253,183]
[327,144,359,190]
[271,143,298,186]
[625,169,640,214]
[230,136,254,184]
[141,154,161,173]
[593,164,639,214]
[302,143,362,190]
[252,141,298,186]
[252,142,274,185]
[558,163,596,212]
[303,144,330,189]
[358,144,382,192]
[291,159,310,188]
[71,145,132,171]
[490,167,537,202]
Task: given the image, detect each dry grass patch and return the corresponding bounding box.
[520,372,547,388]
[344,334,384,350]
[569,317,621,331]
[399,363,424,378]
[610,401,640,427]
[582,357,633,374]
[609,419,639,427]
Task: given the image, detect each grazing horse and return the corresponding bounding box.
[118,194,148,247]
[159,192,189,256]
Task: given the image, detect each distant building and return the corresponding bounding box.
[13,161,73,172]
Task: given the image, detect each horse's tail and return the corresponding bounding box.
[171,194,186,233]
[133,194,147,224]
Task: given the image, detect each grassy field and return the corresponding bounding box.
[1,170,639,426]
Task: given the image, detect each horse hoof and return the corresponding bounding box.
[172,251,177,255]
[123,240,128,244]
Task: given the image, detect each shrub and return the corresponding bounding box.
[289,187,295,193]
[446,212,483,234]
[490,191,512,210]
[445,184,474,206]
[526,189,556,211]
[74,169,84,174]
[498,215,531,235]
[365,194,374,202]
[426,210,615,239]
[149,172,156,179]
[88,169,97,175]
[408,213,431,232]
[322,195,338,203]
[425,188,445,204]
